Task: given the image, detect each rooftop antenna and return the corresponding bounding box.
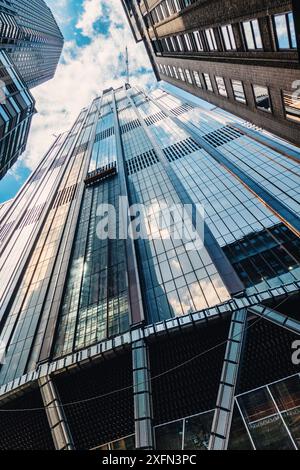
[125,46,129,85]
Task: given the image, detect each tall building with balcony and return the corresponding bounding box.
[0,0,63,179]
[122,0,300,145]
[0,84,299,450]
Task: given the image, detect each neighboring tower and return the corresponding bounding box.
[122,0,300,146]
[0,50,35,179]
[0,84,299,450]
[0,0,64,89]
[0,0,63,179]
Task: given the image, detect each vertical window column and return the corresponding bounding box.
[112,90,145,326]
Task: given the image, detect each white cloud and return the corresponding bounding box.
[22,0,155,171]
[76,0,104,37]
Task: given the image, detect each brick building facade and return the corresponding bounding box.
[122,0,300,145]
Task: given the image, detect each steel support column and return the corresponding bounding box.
[209,308,248,450]
[132,339,154,450]
[249,304,300,335]
[39,376,75,450]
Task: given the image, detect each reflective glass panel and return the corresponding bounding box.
[111,435,135,450]
[155,420,183,450]
[274,13,296,49]
[243,19,262,50]
[283,90,300,123]
[282,407,300,449]
[216,76,227,97]
[184,411,214,450]
[238,387,277,423]
[253,85,271,112]
[232,80,246,103]
[269,376,300,412]
[228,405,253,450]
[248,414,295,450]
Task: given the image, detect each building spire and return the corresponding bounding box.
[125,46,129,85]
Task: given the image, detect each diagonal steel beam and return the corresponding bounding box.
[249,304,300,335]
[208,308,248,450]
[39,376,75,450]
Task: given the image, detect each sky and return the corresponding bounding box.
[0,0,155,203]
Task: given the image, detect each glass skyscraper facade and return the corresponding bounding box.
[0,50,35,179]
[0,84,299,450]
[0,0,64,89]
[0,0,63,179]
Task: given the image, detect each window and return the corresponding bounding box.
[165,1,173,17]
[177,35,184,51]
[193,70,202,88]
[185,69,193,84]
[163,38,171,51]
[151,9,158,24]
[216,76,227,97]
[173,0,181,12]
[203,73,213,91]
[156,5,164,22]
[178,67,185,81]
[232,80,246,103]
[160,2,168,19]
[282,90,300,123]
[170,36,177,51]
[274,12,297,50]
[221,24,236,50]
[173,66,179,79]
[167,38,174,51]
[152,39,160,54]
[253,85,272,112]
[243,19,262,50]
[205,28,217,51]
[184,33,193,51]
[193,31,204,51]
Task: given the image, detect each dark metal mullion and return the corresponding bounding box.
[285,13,292,49]
[250,20,257,49]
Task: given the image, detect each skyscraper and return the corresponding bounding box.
[0,0,63,180]
[0,0,64,89]
[122,0,300,145]
[0,83,299,450]
[0,50,35,180]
